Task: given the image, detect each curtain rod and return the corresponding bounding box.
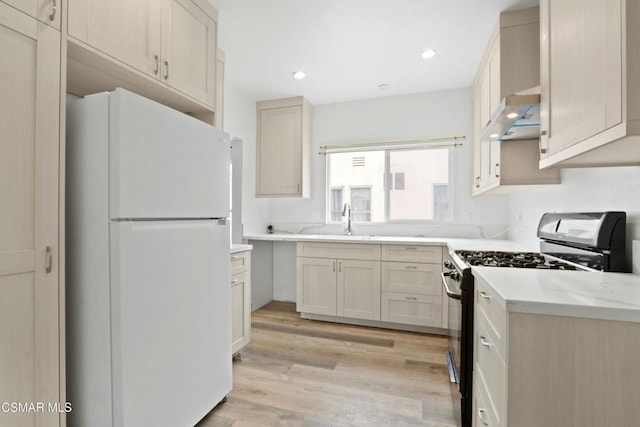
[318,136,466,154]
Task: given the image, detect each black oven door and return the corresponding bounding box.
[442,270,462,426]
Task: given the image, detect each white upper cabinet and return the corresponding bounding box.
[256,97,312,198]
[162,0,216,107]
[67,0,218,115]
[539,0,640,168]
[3,0,60,28]
[472,6,560,195]
[68,0,161,83]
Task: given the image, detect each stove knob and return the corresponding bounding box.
[443,260,454,270]
[449,270,460,282]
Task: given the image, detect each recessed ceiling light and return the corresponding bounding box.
[377,83,390,90]
[507,112,519,119]
[421,49,437,59]
[293,71,306,80]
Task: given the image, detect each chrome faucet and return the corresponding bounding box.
[342,203,352,235]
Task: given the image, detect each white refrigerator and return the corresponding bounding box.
[66,88,232,427]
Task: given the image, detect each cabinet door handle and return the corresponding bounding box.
[49,0,57,21]
[297,183,300,193]
[480,336,491,348]
[480,291,491,300]
[333,261,336,272]
[45,246,53,274]
[485,120,491,127]
[154,55,159,75]
[478,408,489,426]
[494,163,500,178]
[338,262,342,272]
[164,60,169,80]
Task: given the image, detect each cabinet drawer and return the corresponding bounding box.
[475,278,506,355]
[297,242,380,260]
[230,251,251,275]
[381,244,443,264]
[231,271,248,353]
[381,292,442,328]
[381,262,442,295]
[475,313,506,423]
[474,369,501,427]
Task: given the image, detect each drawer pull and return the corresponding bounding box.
[405,265,417,269]
[231,278,240,284]
[405,246,418,250]
[405,296,418,301]
[478,408,489,426]
[480,336,491,348]
[45,246,53,274]
[480,291,491,300]
[231,255,239,260]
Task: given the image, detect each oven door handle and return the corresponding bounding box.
[441,271,462,300]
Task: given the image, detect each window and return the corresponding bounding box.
[330,187,343,221]
[432,183,449,221]
[327,148,450,222]
[350,187,371,222]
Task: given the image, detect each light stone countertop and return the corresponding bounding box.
[472,267,640,322]
[243,233,531,252]
[230,244,253,254]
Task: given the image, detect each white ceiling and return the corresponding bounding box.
[208,0,539,105]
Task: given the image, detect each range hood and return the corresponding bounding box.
[481,88,541,142]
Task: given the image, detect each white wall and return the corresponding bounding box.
[507,166,640,270]
[268,88,509,238]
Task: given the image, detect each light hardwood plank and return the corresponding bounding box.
[199,302,456,426]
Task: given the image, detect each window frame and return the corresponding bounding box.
[325,147,454,225]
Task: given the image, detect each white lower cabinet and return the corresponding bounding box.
[473,274,640,426]
[296,242,445,330]
[296,257,338,316]
[381,293,442,327]
[380,245,445,328]
[296,250,380,321]
[230,251,251,354]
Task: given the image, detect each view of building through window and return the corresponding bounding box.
[327,148,450,222]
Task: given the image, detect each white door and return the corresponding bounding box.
[109,220,231,427]
[108,89,229,219]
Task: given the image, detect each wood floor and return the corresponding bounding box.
[198,302,457,426]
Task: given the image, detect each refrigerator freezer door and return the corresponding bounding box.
[109,88,230,219]
[109,220,231,427]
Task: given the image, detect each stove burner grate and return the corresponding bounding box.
[456,250,580,270]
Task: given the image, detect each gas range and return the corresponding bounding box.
[454,250,582,270]
[443,212,627,427]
